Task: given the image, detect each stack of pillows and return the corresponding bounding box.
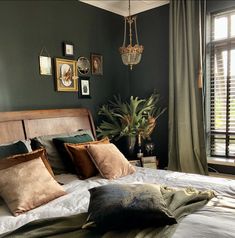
[0,130,136,216]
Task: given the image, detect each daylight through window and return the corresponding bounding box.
[209,9,235,158]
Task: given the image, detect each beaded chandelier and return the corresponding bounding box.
[119,0,144,70]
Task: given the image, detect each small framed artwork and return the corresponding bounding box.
[91,53,103,75]
[39,56,52,75]
[80,77,91,98]
[63,42,74,57]
[55,58,78,92]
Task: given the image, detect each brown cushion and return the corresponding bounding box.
[0,148,54,177]
[0,158,66,216]
[65,138,110,179]
[86,143,136,180]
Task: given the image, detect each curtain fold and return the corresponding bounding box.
[168,0,208,175]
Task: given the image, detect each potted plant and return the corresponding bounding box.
[97,91,166,157]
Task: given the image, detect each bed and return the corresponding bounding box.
[0,108,235,238]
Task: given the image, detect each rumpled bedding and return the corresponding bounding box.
[1,186,214,238]
[0,167,235,237]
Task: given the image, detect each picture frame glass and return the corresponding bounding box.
[91,54,103,75]
[39,56,52,75]
[55,58,78,92]
[65,44,73,55]
[63,42,74,56]
[80,78,91,98]
[81,80,90,95]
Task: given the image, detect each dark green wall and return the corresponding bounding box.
[129,5,169,168]
[4,1,234,170]
[0,0,128,119]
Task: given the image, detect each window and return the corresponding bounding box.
[209,9,235,159]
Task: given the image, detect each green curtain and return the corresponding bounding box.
[168,0,208,175]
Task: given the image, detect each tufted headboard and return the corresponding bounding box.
[0,108,96,144]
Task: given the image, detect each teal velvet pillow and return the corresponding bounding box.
[53,134,93,173]
[0,141,29,159]
[84,184,176,232]
[32,130,95,175]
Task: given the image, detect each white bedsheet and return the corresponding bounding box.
[0,167,235,237]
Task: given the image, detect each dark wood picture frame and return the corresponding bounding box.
[63,42,74,57]
[80,77,91,98]
[91,53,103,76]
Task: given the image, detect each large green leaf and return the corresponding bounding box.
[96,91,166,139]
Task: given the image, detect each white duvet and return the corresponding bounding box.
[1,167,235,237]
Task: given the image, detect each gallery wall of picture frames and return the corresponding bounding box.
[38,42,103,98]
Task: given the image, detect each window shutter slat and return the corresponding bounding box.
[210,9,235,159]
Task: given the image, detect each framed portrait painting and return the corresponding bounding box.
[91,53,103,76]
[80,78,91,98]
[55,58,78,92]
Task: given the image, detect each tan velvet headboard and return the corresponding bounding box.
[0,108,96,144]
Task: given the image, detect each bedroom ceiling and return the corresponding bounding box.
[80,0,170,16]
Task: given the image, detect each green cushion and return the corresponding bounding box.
[33,130,95,175]
[85,184,176,232]
[53,134,93,173]
[0,141,29,159]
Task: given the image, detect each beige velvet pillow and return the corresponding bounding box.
[86,143,136,179]
[0,158,66,216]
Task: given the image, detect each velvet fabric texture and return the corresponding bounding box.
[0,148,54,177]
[65,138,110,179]
[0,158,66,216]
[33,130,95,174]
[53,134,93,173]
[84,184,176,231]
[0,141,28,159]
[86,143,135,179]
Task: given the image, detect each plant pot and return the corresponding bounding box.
[114,136,137,158]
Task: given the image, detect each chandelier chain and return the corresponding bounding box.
[129,19,132,46]
[134,18,139,45]
[123,18,127,47]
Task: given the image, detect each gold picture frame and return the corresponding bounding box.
[55,58,78,92]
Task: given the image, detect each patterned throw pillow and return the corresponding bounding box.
[84,184,176,231]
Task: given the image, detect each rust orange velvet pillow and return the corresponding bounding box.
[86,143,136,180]
[0,148,54,177]
[65,138,110,179]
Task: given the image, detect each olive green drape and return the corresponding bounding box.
[168,0,208,175]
